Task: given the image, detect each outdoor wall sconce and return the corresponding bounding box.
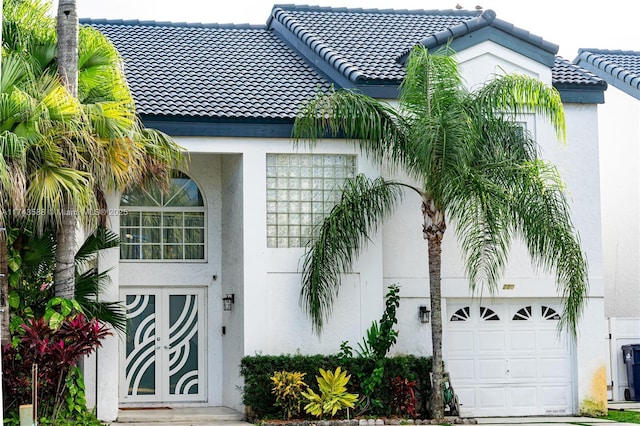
[223,294,235,311]
[419,306,430,323]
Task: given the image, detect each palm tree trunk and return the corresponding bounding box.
[55,210,76,299]
[55,0,78,299]
[56,0,78,97]
[0,227,10,345]
[423,198,446,419]
[428,235,444,419]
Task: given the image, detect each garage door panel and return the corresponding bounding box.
[448,331,475,352]
[456,387,476,409]
[538,329,568,351]
[478,359,506,380]
[539,357,570,379]
[446,299,574,417]
[508,358,537,380]
[479,387,506,408]
[509,330,536,351]
[509,386,537,407]
[539,385,571,413]
[477,330,506,352]
[448,359,475,381]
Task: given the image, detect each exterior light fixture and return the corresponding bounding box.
[419,305,430,323]
[223,294,235,311]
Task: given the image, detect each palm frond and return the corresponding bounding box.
[400,45,463,120]
[293,88,411,172]
[511,160,588,333]
[26,165,97,232]
[75,268,127,333]
[449,169,514,294]
[300,175,408,333]
[75,226,120,268]
[474,74,566,142]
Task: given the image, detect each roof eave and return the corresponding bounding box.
[575,51,640,101]
[139,115,296,138]
[553,83,606,104]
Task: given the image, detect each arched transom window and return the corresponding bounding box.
[120,172,205,261]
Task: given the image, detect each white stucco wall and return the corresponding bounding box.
[221,154,245,410]
[599,86,640,318]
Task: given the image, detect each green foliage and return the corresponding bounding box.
[339,285,401,414]
[301,367,358,419]
[270,371,308,419]
[44,297,83,329]
[600,410,640,424]
[5,222,127,332]
[63,367,87,418]
[240,354,432,421]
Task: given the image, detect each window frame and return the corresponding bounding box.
[119,173,207,263]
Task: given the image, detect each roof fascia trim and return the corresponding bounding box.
[354,84,400,98]
[140,116,296,138]
[554,85,605,104]
[398,10,556,68]
[438,27,557,68]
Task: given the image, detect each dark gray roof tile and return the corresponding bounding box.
[553,56,606,87]
[574,49,640,99]
[82,5,605,121]
[83,19,331,119]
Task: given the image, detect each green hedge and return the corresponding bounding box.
[239,354,432,421]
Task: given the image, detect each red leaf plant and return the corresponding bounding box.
[2,314,111,420]
[390,376,418,419]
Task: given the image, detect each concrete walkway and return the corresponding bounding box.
[107,405,640,425]
[476,416,630,425]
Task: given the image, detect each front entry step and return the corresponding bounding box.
[114,406,245,424]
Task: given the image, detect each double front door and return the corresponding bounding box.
[120,287,206,403]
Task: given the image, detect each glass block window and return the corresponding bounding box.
[120,172,206,260]
[266,154,357,248]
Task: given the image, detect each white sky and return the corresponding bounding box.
[53,0,640,60]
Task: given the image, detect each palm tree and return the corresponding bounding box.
[292,46,588,419]
[3,0,185,301]
[2,0,184,328]
[2,0,96,341]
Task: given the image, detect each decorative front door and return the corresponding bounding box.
[120,287,206,403]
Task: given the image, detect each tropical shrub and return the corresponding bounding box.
[240,354,432,421]
[390,376,418,419]
[2,307,110,422]
[338,284,400,414]
[270,371,308,419]
[301,367,358,419]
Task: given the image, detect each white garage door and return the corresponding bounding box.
[445,299,575,417]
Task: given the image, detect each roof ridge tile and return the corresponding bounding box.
[273,3,481,16]
[272,7,365,83]
[80,18,265,29]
